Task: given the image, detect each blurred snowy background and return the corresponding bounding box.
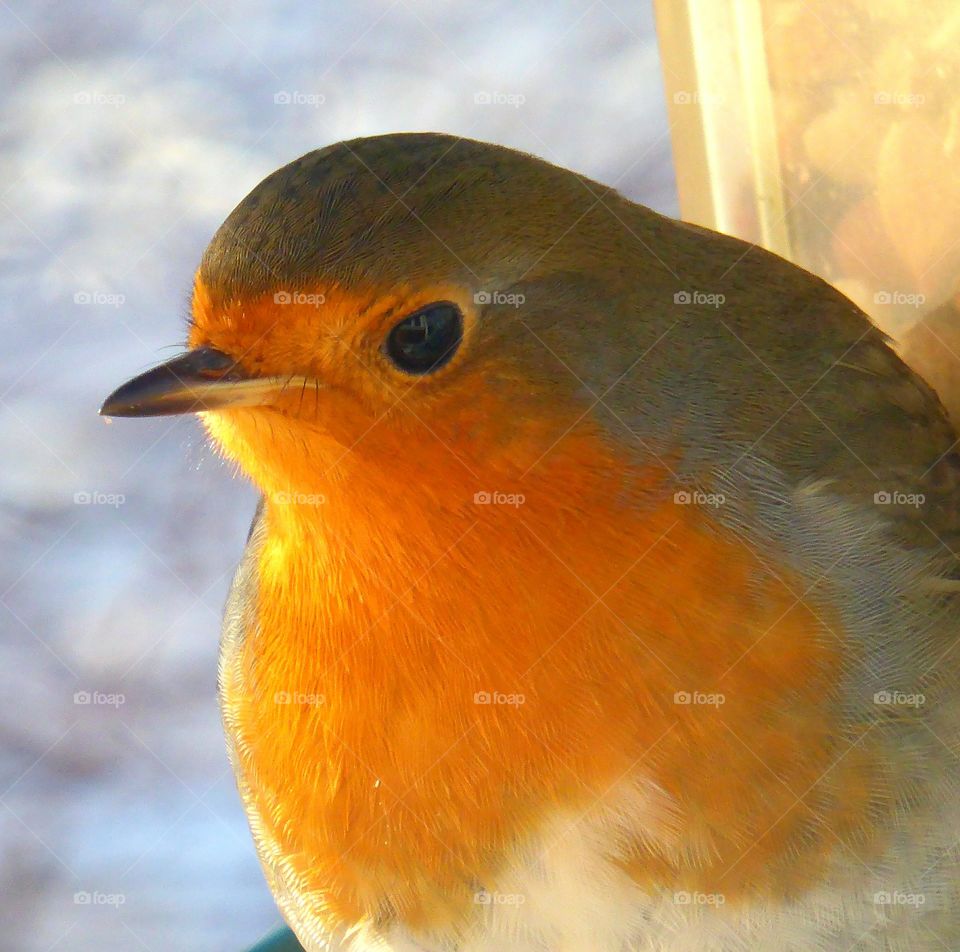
[0,2,673,949]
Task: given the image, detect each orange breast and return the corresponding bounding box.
[216,412,881,935]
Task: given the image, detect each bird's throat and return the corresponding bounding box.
[212,408,877,936]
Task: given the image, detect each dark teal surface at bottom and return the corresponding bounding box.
[246,925,305,951]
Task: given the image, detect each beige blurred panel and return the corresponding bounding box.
[654,0,960,343]
[655,0,960,421]
[654,0,790,256]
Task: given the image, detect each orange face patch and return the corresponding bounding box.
[189,273,479,404]
[191,272,597,505]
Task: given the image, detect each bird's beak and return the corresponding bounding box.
[100,346,313,418]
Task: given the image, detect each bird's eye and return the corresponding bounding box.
[384,302,463,375]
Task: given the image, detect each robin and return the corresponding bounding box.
[102,133,960,951]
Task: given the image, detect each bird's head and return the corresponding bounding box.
[102,134,677,514]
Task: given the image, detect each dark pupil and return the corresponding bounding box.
[386,303,462,374]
